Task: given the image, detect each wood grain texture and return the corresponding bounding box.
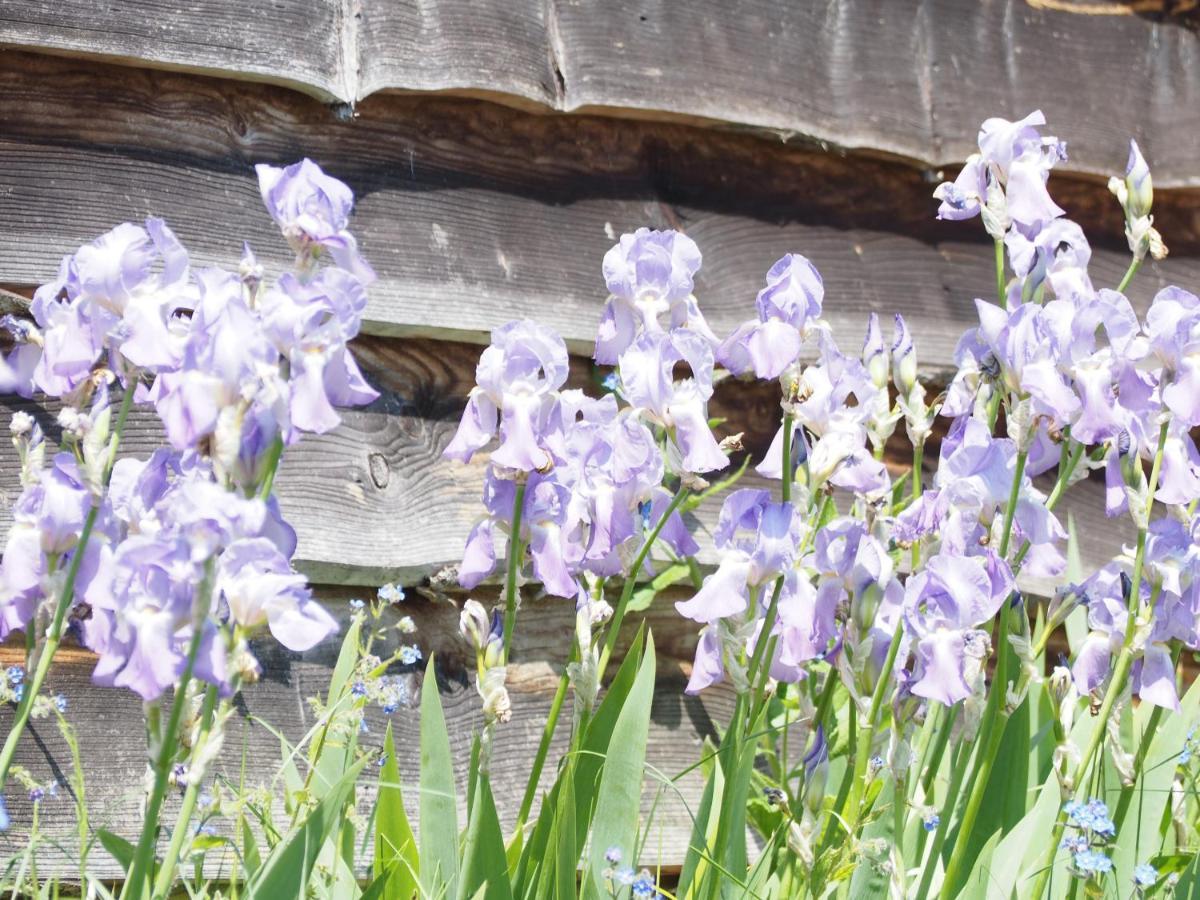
[2,2,1198,185]
[0,0,346,101]
[1,52,1198,370]
[0,360,1136,596]
[0,591,743,876]
[545,0,1200,185]
[356,0,558,107]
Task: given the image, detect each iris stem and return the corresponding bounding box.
[257,435,285,499]
[512,643,575,836]
[596,484,691,682]
[911,439,924,570]
[938,609,1011,898]
[839,624,904,839]
[994,238,1006,305]
[745,417,793,678]
[500,481,528,662]
[123,561,217,900]
[151,683,222,898]
[998,449,1028,560]
[1028,418,1170,899]
[0,385,135,789]
[1117,256,1142,294]
[925,442,1027,896]
[1111,698,1166,835]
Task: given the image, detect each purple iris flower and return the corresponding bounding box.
[898,417,1066,578]
[675,490,800,623]
[4,218,194,399]
[1141,287,1200,427]
[553,410,692,577]
[618,329,728,475]
[685,624,725,695]
[0,454,94,638]
[1071,524,1198,712]
[903,552,1013,706]
[758,334,888,495]
[255,159,375,284]
[444,319,569,472]
[974,300,1078,429]
[1004,219,1094,304]
[812,517,903,674]
[148,268,279,451]
[935,110,1066,236]
[82,532,230,701]
[80,452,315,699]
[718,254,824,380]
[594,228,715,364]
[1071,566,1129,699]
[459,469,580,598]
[215,538,337,651]
[261,269,378,435]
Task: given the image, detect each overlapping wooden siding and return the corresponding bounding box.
[0,594,747,878]
[0,318,1139,591]
[0,1,1198,184]
[1,52,1199,366]
[0,1,1196,875]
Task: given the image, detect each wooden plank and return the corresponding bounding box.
[545,0,1200,185]
[3,2,1198,186]
[0,0,346,101]
[0,360,1135,594]
[1,53,1198,367]
[0,591,741,876]
[356,0,558,108]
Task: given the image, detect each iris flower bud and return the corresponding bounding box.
[863,312,889,391]
[459,599,490,652]
[1124,140,1153,220]
[891,314,917,398]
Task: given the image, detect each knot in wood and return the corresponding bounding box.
[367,452,390,489]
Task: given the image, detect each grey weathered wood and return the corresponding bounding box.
[2,2,1199,185]
[356,0,558,107]
[0,591,740,876]
[0,380,1135,594]
[1,52,1198,371]
[0,0,346,101]
[544,0,1200,185]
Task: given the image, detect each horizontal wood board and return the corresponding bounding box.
[0,53,1198,368]
[1,2,1198,184]
[0,327,1136,595]
[0,591,749,876]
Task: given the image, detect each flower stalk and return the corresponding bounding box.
[0,384,135,788]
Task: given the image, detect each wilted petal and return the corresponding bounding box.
[934,157,987,221]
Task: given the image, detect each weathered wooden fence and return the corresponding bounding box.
[0,0,1198,876]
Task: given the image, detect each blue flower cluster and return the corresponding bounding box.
[1061,799,1117,880]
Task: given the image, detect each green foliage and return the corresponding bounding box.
[419,656,460,898]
